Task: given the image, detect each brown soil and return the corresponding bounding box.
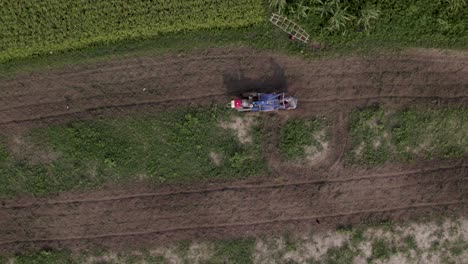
[0,48,467,254]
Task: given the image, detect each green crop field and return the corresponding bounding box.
[1,0,467,75]
[348,106,468,165]
[0,0,265,63]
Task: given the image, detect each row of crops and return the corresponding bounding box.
[0,0,265,63]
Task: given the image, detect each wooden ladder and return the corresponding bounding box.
[269,13,310,44]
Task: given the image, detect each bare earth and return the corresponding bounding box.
[0,48,466,254]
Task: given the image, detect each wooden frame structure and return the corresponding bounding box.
[269,13,310,44]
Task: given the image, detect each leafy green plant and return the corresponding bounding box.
[351,230,364,245]
[312,0,335,18]
[279,118,327,160]
[371,239,390,260]
[446,0,467,11]
[211,238,255,264]
[356,5,381,33]
[289,1,312,19]
[325,2,355,34]
[269,0,288,14]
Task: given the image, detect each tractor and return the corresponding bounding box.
[229,92,297,112]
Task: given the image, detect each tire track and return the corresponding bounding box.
[14,177,463,231]
[1,82,466,113]
[0,201,461,246]
[0,49,466,127]
[1,93,466,125]
[0,93,227,125]
[3,164,464,209]
[301,95,468,103]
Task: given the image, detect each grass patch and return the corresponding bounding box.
[349,106,467,165]
[284,233,298,252]
[403,235,418,251]
[279,118,327,160]
[144,255,168,264]
[0,144,8,163]
[392,108,468,160]
[350,230,365,246]
[449,239,468,257]
[0,248,169,264]
[176,240,191,260]
[10,250,73,264]
[371,239,391,260]
[349,106,391,165]
[325,243,358,264]
[0,106,267,197]
[210,238,255,264]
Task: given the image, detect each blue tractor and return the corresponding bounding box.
[229,92,297,112]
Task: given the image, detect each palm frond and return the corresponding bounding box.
[269,0,288,14]
[357,6,381,33]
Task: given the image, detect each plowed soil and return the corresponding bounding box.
[0,48,467,254]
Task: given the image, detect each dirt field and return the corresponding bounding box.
[0,48,466,254]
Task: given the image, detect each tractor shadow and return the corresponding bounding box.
[223,58,288,96]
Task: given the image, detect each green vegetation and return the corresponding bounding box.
[0,107,266,197]
[210,238,256,264]
[371,239,391,260]
[0,143,8,163]
[0,238,255,264]
[449,239,468,257]
[403,235,418,251]
[325,243,358,264]
[144,256,167,264]
[284,233,299,251]
[279,118,327,160]
[349,106,391,165]
[1,0,467,76]
[4,250,73,264]
[270,0,467,46]
[0,0,264,63]
[350,230,364,245]
[349,106,468,165]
